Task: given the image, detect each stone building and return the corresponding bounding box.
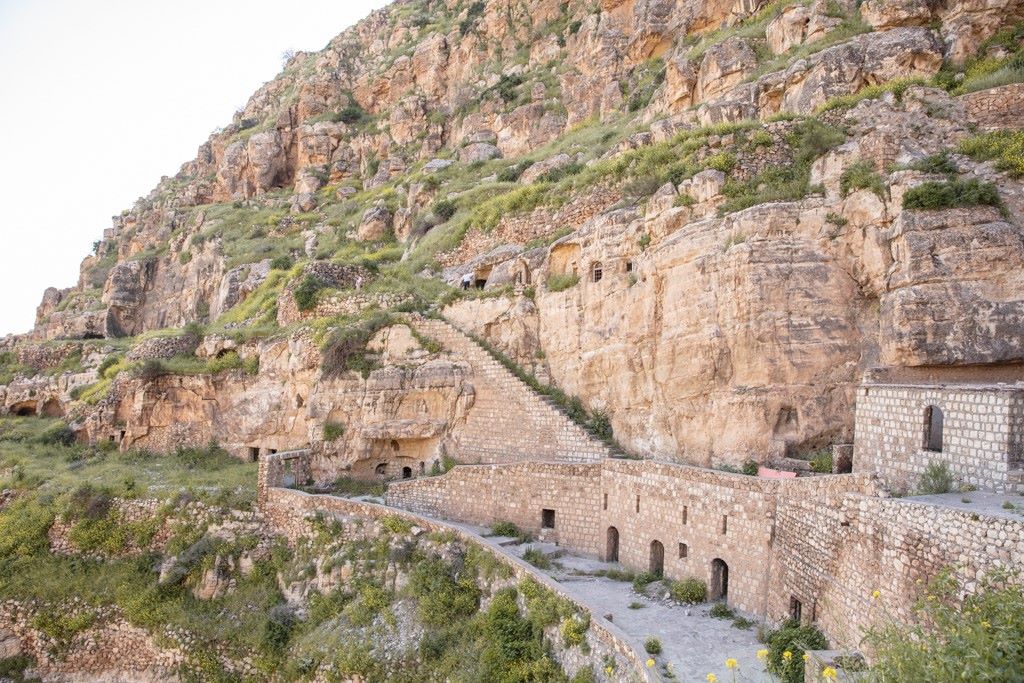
[853,375,1024,493]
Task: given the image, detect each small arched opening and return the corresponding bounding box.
[401,466,413,479]
[375,463,387,478]
[924,405,944,452]
[606,526,619,562]
[11,401,36,417]
[591,262,603,283]
[40,399,63,418]
[711,558,729,601]
[649,540,665,577]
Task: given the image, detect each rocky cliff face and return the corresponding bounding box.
[9,0,1024,467]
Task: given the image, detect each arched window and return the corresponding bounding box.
[591,262,603,283]
[924,405,944,452]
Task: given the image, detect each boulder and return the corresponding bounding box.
[459,142,502,163]
[766,5,811,55]
[520,153,575,185]
[358,204,392,241]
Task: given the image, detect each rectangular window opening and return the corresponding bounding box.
[678,542,688,559]
[635,495,640,513]
[541,509,556,529]
[721,515,728,535]
[682,505,688,525]
[790,597,802,622]
[603,492,608,510]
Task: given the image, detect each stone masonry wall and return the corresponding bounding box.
[852,383,1024,493]
[806,495,1024,649]
[961,83,1024,131]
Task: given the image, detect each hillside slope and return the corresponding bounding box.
[5,0,1024,467]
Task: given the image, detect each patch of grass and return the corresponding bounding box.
[627,601,646,610]
[710,602,735,619]
[840,160,886,198]
[958,131,1024,178]
[644,637,662,655]
[522,546,552,570]
[322,422,345,442]
[818,77,928,112]
[547,273,580,292]
[810,450,834,474]
[903,179,1002,211]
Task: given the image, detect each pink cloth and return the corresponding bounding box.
[757,466,797,479]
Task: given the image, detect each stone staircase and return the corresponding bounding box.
[408,315,615,464]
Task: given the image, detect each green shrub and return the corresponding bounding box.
[710,602,735,619]
[380,515,412,535]
[560,614,590,647]
[490,521,522,537]
[958,130,1024,178]
[523,547,552,570]
[840,160,886,198]
[810,450,833,474]
[431,199,457,221]
[207,350,243,374]
[293,275,326,311]
[269,255,293,271]
[818,77,927,112]
[336,105,366,125]
[907,151,958,176]
[669,577,707,604]
[547,273,580,293]
[918,461,954,494]
[764,619,828,683]
[320,312,396,378]
[644,637,662,655]
[409,555,481,627]
[632,571,659,593]
[742,460,759,476]
[903,179,1002,211]
[322,422,345,442]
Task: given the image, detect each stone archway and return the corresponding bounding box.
[649,540,665,576]
[606,526,619,562]
[711,558,729,601]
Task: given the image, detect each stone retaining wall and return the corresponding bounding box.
[961,83,1024,131]
[261,485,654,681]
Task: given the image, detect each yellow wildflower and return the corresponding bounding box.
[757,649,769,661]
[803,653,811,662]
[783,651,793,661]
[706,675,717,683]
[646,659,655,668]
[981,621,991,629]
[725,658,738,670]
[871,589,881,600]
[605,666,613,675]
[822,666,838,680]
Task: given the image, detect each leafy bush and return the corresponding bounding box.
[907,151,958,176]
[670,577,707,604]
[810,450,833,474]
[322,422,345,442]
[409,555,481,627]
[903,179,1002,211]
[431,198,457,221]
[644,637,662,655]
[560,614,590,647]
[866,569,1024,682]
[918,461,954,494]
[764,619,828,683]
[818,77,927,112]
[742,460,759,476]
[269,255,293,271]
[490,521,522,537]
[498,161,531,183]
[293,275,327,311]
[547,273,580,293]
[840,160,886,198]
[336,105,366,125]
[632,571,659,592]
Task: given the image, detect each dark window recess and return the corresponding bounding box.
[682,505,688,525]
[790,597,803,622]
[636,495,641,513]
[541,509,556,529]
[249,447,260,462]
[721,515,728,535]
[592,262,603,282]
[678,542,688,559]
[603,492,608,510]
[924,405,944,452]
[625,261,633,273]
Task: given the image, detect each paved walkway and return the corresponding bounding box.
[464,527,772,682]
[909,491,1024,520]
[352,494,773,681]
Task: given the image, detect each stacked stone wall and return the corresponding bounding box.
[961,83,1024,131]
[853,383,1024,493]
[804,495,1024,648]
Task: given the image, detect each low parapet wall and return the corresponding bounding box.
[261,485,656,682]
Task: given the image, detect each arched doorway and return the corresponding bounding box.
[711,558,729,601]
[402,466,413,479]
[606,527,619,562]
[649,540,664,576]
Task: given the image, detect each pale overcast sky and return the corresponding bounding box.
[0,0,390,335]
